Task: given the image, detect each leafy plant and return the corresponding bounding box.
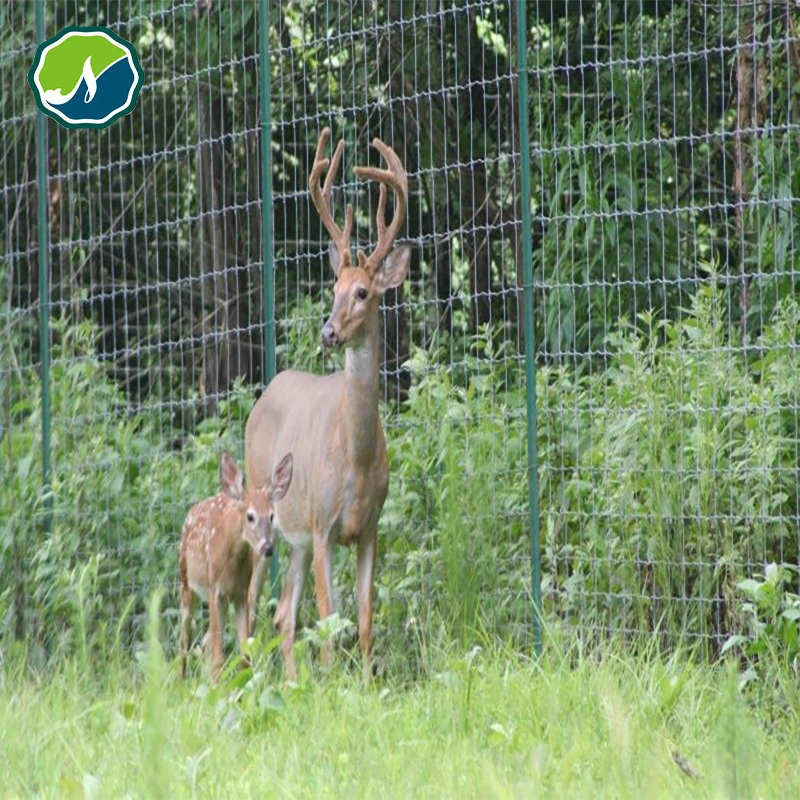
[723,563,800,676]
[2,285,799,667]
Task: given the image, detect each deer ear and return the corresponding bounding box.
[220,452,244,501]
[270,452,294,502]
[328,240,342,277]
[373,245,411,293]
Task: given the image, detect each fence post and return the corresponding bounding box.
[21,0,52,640]
[259,0,280,600]
[35,2,52,527]
[515,0,542,657]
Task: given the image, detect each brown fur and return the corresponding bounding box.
[178,451,292,680]
[245,129,410,679]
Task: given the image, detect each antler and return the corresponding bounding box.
[308,127,354,262]
[353,138,408,275]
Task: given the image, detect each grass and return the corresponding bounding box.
[1,610,799,799]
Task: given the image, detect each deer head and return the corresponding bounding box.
[308,127,411,348]
[219,451,293,557]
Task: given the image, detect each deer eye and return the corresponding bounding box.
[355,287,368,300]
[246,511,256,525]
[269,512,275,524]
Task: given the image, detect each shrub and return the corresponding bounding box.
[0,318,253,657]
[1,286,797,664]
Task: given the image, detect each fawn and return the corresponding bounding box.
[179,450,293,680]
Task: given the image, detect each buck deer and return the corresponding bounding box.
[179,451,293,679]
[245,127,410,679]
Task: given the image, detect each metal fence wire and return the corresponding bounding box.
[1,1,798,661]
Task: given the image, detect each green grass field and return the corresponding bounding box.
[1,600,798,799]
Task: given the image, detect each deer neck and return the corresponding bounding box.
[340,312,381,466]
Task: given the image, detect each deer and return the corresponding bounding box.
[178,450,293,680]
[244,127,411,680]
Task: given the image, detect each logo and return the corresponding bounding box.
[28,26,144,129]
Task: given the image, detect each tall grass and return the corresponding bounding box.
[0,603,798,798]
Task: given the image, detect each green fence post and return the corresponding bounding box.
[35,0,52,533]
[259,0,279,600]
[516,0,542,657]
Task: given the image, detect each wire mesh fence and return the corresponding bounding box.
[531,1,799,655]
[1,1,798,664]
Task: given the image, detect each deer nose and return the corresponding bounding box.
[260,540,273,557]
[321,321,339,347]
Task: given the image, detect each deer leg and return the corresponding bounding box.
[356,532,377,678]
[273,546,311,681]
[234,597,252,671]
[247,551,270,635]
[312,537,335,668]
[207,588,227,681]
[179,582,196,680]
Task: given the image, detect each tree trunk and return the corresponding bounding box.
[733,0,757,340]
[196,81,236,414]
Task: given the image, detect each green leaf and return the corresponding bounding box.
[736,579,764,600]
[765,562,781,585]
[721,635,749,655]
[258,687,286,713]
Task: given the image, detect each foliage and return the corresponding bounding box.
[378,328,529,655]
[0,317,253,654]
[723,563,800,681]
[529,2,800,357]
[2,281,799,662]
[6,2,796,405]
[276,293,342,375]
[1,0,799,673]
[539,286,800,652]
[2,629,800,798]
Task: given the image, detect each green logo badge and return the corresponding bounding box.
[28,26,144,129]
